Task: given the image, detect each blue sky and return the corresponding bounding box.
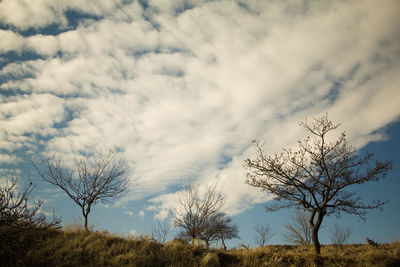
[1,0,399,248]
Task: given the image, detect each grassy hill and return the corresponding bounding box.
[1,225,400,266]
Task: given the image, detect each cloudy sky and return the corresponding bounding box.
[1,0,400,246]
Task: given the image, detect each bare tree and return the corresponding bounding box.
[35,150,130,231]
[201,211,239,249]
[254,223,274,247]
[152,215,172,244]
[215,213,239,250]
[1,176,60,229]
[1,176,60,260]
[330,223,352,245]
[173,183,227,245]
[245,114,392,255]
[282,210,312,245]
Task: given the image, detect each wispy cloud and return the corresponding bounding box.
[1,0,399,217]
[124,210,134,217]
[0,0,127,30]
[138,210,145,218]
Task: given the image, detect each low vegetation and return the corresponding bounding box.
[2,225,399,267]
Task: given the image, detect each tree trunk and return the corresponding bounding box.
[83,214,88,231]
[312,225,321,255]
[221,238,227,250]
[309,210,324,255]
[82,204,91,232]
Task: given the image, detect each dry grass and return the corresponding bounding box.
[230,243,400,267]
[2,226,399,267]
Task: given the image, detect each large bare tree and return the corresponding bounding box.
[35,150,130,231]
[245,114,392,255]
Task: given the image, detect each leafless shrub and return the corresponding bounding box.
[282,210,312,245]
[254,223,274,247]
[330,224,352,245]
[152,215,172,244]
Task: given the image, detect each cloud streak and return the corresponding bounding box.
[1,0,399,216]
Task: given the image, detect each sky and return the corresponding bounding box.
[1,0,400,247]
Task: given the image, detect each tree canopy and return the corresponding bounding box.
[173,183,238,248]
[245,114,392,254]
[35,150,130,231]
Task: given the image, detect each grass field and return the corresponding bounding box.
[1,225,399,266]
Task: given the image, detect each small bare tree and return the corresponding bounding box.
[173,183,226,245]
[216,214,239,250]
[201,211,239,249]
[282,210,312,245]
[35,150,130,231]
[245,114,392,255]
[152,215,172,244]
[254,223,274,247]
[330,223,352,245]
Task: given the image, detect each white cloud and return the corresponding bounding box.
[0,154,19,165]
[0,0,127,30]
[0,177,10,188]
[146,205,157,211]
[138,210,145,218]
[124,210,134,217]
[0,0,65,30]
[147,158,273,218]
[0,94,67,162]
[128,229,137,237]
[0,60,42,82]
[1,0,399,216]
[27,35,59,56]
[0,30,25,53]
[0,94,66,135]
[154,208,170,221]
